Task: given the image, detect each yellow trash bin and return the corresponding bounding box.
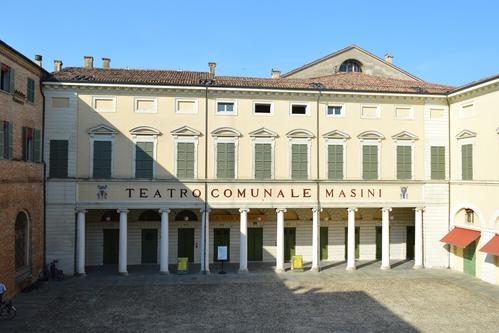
[291,255,304,272]
[177,257,189,274]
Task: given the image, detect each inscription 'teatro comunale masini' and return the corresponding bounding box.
[124,187,383,199]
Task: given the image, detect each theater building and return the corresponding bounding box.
[41,45,499,284]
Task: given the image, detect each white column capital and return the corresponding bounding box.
[239,208,250,213]
[200,208,211,214]
[159,208,171,214]
[311,207,322,214]
[117,208,129,214]
[276,208,287,214]
[381,207,392,213]
[414,207,425,213]
[75,208,87,214]
[347,207,358,213]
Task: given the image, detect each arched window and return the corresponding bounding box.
[15,212,30,271]
[100,210,119,222]
[175,210,198,221]
[339,59,362,73]
[138,210,161,221]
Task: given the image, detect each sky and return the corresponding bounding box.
[2,0,499,86]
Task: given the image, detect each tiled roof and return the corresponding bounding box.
[451,73,499,94]
[47,67,454,94]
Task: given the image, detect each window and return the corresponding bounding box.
[216,142,235,179]
[135,141,154,178]
[431,146,445,180]
[0,64,13,92]
[339,59,362,72]
[396,145,412,179]
[93,141,112,178]
[290,103,308,116]
[22,127,41,162]
[362,145,378,180]
[52,97,70,108]
[15,212,29,272]
[461,144,473,180]
[328,144,344,179]
[0,120,13,159]
[176,142,195,179]
[465,209,474,224]
[49,140,68,178]
[134,98,156,113]
[326,105,344,117]
[254,102,273,114]
[291,143,308,179]
[361,105,380,119]
[430,108,445,119]
[92,97,115,112]
[395,107,413,120]
[216,101,236,114]
[254,143,272,179]
[27,78,35,103]
[176,99,197,114]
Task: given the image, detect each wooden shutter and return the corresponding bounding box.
[255,143,271,179]
[9,68,15,93]
[291,144,308,179]
[328,145,343,179]
[177,142,195,179]
[217,143,235,179]
[22,127,27,160]
[8,122,13,159]
[431,146,445,180]
[93,141,112,178]
[49,140,68,178]
[396,146,412,180]
[462,144,473,180]
[135,141,154,178]
[33,129,41,162]
[0,121,4,159]
[363,145,378,180]
[27,78,35,103]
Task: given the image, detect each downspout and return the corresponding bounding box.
[310,83,324,210]
[446,94,452,269]
[40,76,47,273]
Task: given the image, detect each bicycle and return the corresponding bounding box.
[0,300,16,320]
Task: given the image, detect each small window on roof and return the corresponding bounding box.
[254,102,272,114]
[291,104,307,115]
[327,105,344,117]
[339,59,362,73]
[217,101,235,113]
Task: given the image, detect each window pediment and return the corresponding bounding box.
[211,127,241,138]
[171,126,201,137]
[322,129,350,140]
[357,130,385,141]
[392,131,418,141]
[129,126,161,136]
[456,129,477,140]
[286,129,314,139]
[248,127,278,138]
[88,124,118,137]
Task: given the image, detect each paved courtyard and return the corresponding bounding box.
[2,261,499,332]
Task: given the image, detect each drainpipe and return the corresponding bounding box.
[446,94,452,269]
[40,74,47,274]
[310,83,325,210]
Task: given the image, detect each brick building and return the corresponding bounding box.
[0,40,46,299]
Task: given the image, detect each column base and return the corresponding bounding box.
[238,268,249,274]
[159,270,170,275]
[346,266,356,271]
[309,266,320,272]
[118,271,128,276]
[76,272,86,277]
[380,265,391,270]
[274,268,285,273]
[201,270,211,275]
[413,264,424,270]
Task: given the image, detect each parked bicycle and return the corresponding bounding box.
[0,282,16,320]
[49,260,64,281]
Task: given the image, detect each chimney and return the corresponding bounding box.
[384,53,393,64]
[271,69,281,79]
[54,60,63,72]
[102,57,111,69]
[208,62,216,75]
[34,55,42,67]
[84,56,94,69]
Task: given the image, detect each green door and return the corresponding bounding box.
[320,227,328,260]
[344,227,360,260]
[178,228,195,263]
[214,228,230,262]
[463,240,477,276]
[103,229,119,264]
[375,227,382,260]
[141,229,158,264]
[284,228,296,261]
[248,228,263,261]
[406,226,415,260]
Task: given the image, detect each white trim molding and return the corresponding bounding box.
[248,127,278,138]
[289,102,310,117]
[251,137,276,180]
[324,138,347,180]
[173,136,199,180]
[360,104,381,119]
[394,105,414,120]
[358,131,384,180]
[252,101,274,116]
[130,126,161,179]
[175,98,199,114]
[325,103,346,118]
[134,97,157,114]
[92,96,116,113]
[215,99,238,116]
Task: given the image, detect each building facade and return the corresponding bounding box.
[41,46,499,285]
[0,41,45,299]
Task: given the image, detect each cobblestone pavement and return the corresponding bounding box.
[2,261,499,332]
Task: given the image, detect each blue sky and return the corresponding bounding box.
[2,0,499,86]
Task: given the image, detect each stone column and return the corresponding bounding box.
[200,208,210,273]
[159,208,170,274]
[346,208,357,271]
[381,207,392,270]
[118,209,129,275]
[76,209,86,275]
[414,207,424,269]
[239,208,250,273]
[275,208,286,272]
[311,207,321,272]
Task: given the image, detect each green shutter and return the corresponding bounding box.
[177,142,195,179]
[431,146,445,180]
[135,141,154,178]
[291,144,308,179]
[33,129,41,162]
[49,140,68,178]
[0,121,4,159]
[328,145,343,179]
[255,143,272,179]
[22,127,27,160]
[396,145,412,180]
[9,68,15,93]
[8,122,13,159]
[217,143,235,179]
[93,141,112,178]
[462,144,473,180]
[363,145,378,180]
[27,78,35,103]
